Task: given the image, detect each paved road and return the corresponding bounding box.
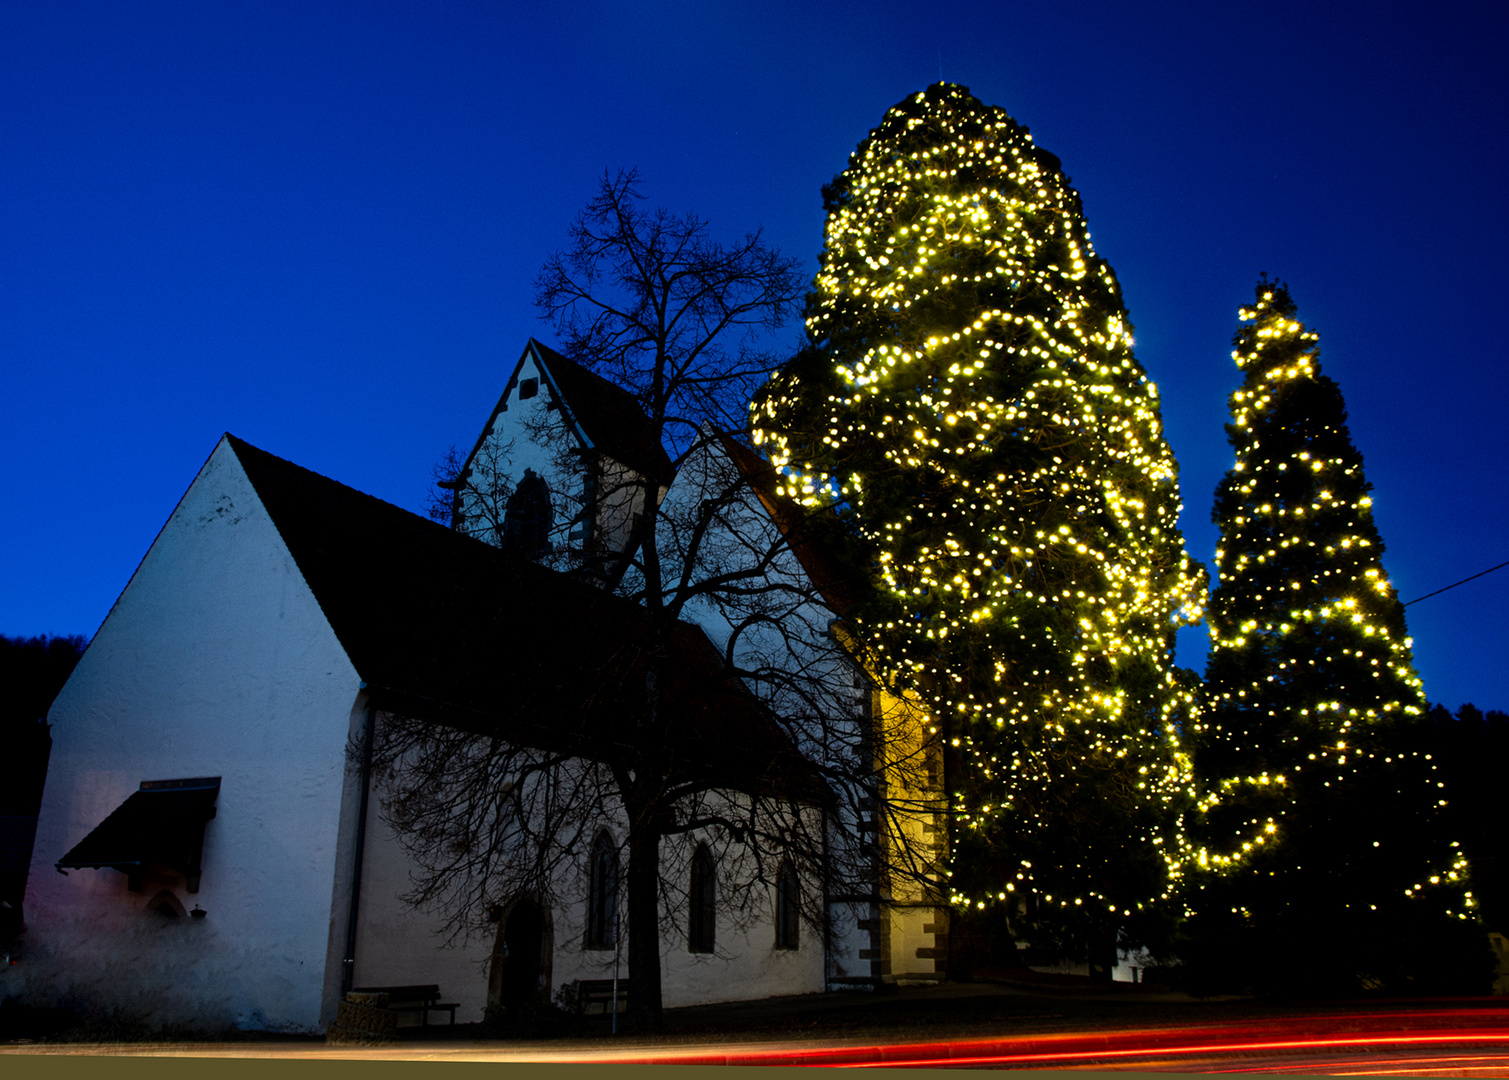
[577,1000,1509,1070]
[7,982,1509,1072]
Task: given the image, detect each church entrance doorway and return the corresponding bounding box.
[489,897,551,1009]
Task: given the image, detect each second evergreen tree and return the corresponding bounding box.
[1192,278,1483,993]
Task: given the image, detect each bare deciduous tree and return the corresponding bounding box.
[536,168,802,457]
[382,170,941,1029]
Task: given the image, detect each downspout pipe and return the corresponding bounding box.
[340,696,376,995]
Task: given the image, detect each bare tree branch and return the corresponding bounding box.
[385,172,939,1029]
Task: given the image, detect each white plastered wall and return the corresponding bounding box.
[349,750,826,1018]
[343,750,499,1024]
[454,343,658,573]
[455,347,583,552]
[653,437,877,989]
[17,437,363,1033]
[661,437,959,987]
[655,812,828,1008]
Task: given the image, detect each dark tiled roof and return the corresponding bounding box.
[717,433,869,617]
[532,340,676,486]
[228,436,824,802]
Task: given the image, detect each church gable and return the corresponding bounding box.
[451,339,672,583]
[29,435,362,1033]
[451,339,584,554]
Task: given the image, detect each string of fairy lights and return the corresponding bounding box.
[752,84,1205,919]
[749,85,1472,941]
[1197,285,1473,923]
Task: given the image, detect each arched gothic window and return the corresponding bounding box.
[775,861,800,949]
[586,830,618,950]
[502,469,552,557]
[688,844,716,953]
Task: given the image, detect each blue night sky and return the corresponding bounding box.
[4,1,1505,712]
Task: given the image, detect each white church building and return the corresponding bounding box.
[12,340,949,1033]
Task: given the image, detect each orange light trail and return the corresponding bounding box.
[587,1010,1509,1070]
[843,1032,1509,1069]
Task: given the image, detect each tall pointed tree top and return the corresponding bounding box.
[1190,279,1475,992]
[1232,277,1319,375]
[755,84,1203,931]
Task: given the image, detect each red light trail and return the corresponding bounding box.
[587,1007,1509,1070]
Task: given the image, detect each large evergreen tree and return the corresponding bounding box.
[753,84,1204,955]
[1191,278,1483,993]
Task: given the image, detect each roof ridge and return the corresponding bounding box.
[526,341,675,484]
[225,433,440,527]
[219,433,826,802]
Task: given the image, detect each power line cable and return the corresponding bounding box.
[1403,558,1509,607]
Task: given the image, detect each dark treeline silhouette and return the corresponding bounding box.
[1,633,87,727]
[1,633,87,940]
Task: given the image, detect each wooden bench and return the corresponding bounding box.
[351,984,459,1026]
[575,978,631,1015]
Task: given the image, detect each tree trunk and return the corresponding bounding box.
[624,806,663,1029]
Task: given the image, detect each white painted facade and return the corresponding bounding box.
[351,756,827,1019]
[453,340,665,578]
[14,430,832,1033]
[18,440,364,1032]
[655,433,944,988]
[654,435,874,982]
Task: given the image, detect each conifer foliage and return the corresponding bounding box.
[753,84,1204,937]
[1193,279,1480,992]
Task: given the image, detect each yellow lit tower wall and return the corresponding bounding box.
[873,679,950,983]
[833,622,951,984]
[753,83,1205,941]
